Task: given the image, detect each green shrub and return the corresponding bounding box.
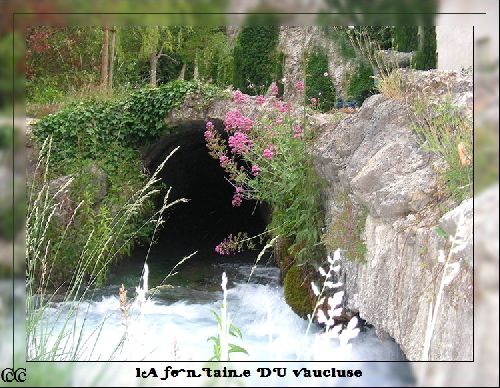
[347,60,375,105]
[413,97,472,205]
[42,146,155,286]
[33,80,222,162]
[393,26,419,52]
[31,81,222,286]
[283,265,314,318]
[322,193,368,263]
[415,27,437,70]
[205,91,325,264]
[232,25,280,95]
[305,48,336,112]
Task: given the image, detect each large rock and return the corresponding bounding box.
[341,201,473,361]
[313,69,473,361]
[413,185,498,385]
[316,93,439,219]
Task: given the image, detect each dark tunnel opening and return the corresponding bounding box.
[109,120,270,289]
[148,119,268,251]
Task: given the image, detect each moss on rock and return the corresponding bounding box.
[283,265,314,318]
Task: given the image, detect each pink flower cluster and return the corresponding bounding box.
[233,89,246,104]
[215,234,235,255]
[293,124,303,139]
[228,131,253,154]
[251,164,261,176]
[274,100,290,114]
[215,233,247,255]
[270,82,279,96]
[204,121,216,142]
[263,147,274,160]
[310,97,318,108]
[231,186,244,207]
[204,129,214,141]
[256,95,265,105]
[295,80,305,91]
[225,110,253,132]
[219,154,229,167]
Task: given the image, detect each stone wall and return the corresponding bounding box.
[313,70,473,361]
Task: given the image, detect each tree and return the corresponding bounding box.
[101,26,109,87]
[139,26,177,87]
[393,26,419,52]
[108,26,116,88]
[233,25,280,95]
[415,26,437,70]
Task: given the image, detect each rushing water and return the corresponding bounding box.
[37,244,408,363]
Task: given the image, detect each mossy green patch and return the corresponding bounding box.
[305,47,336,112]
[283,265,314,318]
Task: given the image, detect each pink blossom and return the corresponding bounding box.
[231,190,243,207]
[270,82,279,96]
[256,95,265,105]
[235,186,244,194]
[310,97,318,107]
[228,131,253,154]
[263,147,274,160]
[215,241,230,255]
[295,80,305,91]
[279,102,288,113]
[233,89,246,104]
[206,121,214,131]
[251,164,261,176]
[293,123,303,139]
[219,154,229,167]
[204,129,214,141]
[232,196,242,207]
[224,110,253,132]
[275,117,283,125]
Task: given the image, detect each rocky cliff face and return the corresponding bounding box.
[313,70,473,361]
[277,26,355,101]
[151,68,474,361]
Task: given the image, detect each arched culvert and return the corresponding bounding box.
[137,119,269,277]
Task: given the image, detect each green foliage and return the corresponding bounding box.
[413,97,472,205]
[232,25,280,95]
[0,198,25,241]
[305,48,336,112]
[137,50,183,85]
[206,100,325,264]
[31,81,223,285]
[43,146,155,286]
[393,26,419,52]
[347,60,375,105]
[32,80,222,162]
[207,310,248,361]
[322,193,368,263]
[415,27,437,70]
[244,121,323,263]
[283,265,314,318]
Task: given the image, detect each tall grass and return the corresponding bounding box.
[26,138,182,360]
[413,97,473,205]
